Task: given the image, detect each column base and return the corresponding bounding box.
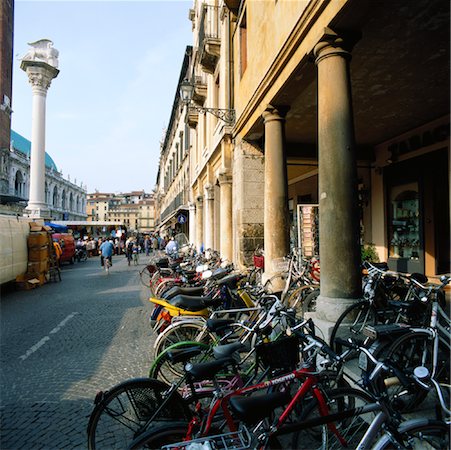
[315,295,360,323]
[25,203,51,220]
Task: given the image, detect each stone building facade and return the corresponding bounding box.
[155,0,449,335]
[0,130,87,220]
[87,190,155,233]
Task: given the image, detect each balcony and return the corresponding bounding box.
[198,4,221,74]
[193,75,207,106]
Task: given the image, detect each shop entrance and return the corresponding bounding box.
[385,148,449,275]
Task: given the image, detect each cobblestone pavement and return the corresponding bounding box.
[0,254,156,449]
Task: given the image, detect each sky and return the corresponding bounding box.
[11,0,193,194]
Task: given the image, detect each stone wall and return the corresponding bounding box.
[232,139,265,268]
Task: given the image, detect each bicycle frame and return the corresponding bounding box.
[190,366,348,446]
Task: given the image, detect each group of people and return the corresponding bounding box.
[65,232,180,271]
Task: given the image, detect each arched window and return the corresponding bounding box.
[62,190,66,209]
[14,170,24,197]
[53,186,58,206]
[76,195,80,212]
[45,182,49,204]
[69,192,74,211]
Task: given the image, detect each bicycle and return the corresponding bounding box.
[133,335,450,450]
[104,256,111,274]
[329,262,432,355]
[129,330,374,449]
[87,322,309,450]
[360,274,450,412]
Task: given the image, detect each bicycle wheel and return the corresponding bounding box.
[285,285,316,318]
[139,266,153,288]
[382,330,450,412]
[372,418,449,450]
[329,300,377,355]
[290,387,377,450]
[153,321,216,360]
[150,341,211,385]
[87,378,191,450]
[128,421,190,450]
[301,288,320,316]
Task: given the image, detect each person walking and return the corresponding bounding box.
[144,236,150,257]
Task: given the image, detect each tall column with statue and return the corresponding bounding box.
[20,39,59,219]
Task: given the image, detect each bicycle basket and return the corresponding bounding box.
[253,254,264,269]
[256,335,300,372]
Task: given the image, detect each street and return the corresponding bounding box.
[0,255,154,449]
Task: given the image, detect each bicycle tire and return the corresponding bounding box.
[372,418,449,450]
[285,285,316,318]
[87,378,191,450]
[153,321,216,361]
[128,421,189,450]
[139,266,153,288]
[301,288,320,316]
[150,341,211,385]
[329,300,377,355]
[382,330,450,412]
[290,387,377,450]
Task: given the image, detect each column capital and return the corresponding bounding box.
[204,183,215,200]
[262,105,290,123]
[313,27,361,65]
[218,169,232,185]
[21,61,59,95]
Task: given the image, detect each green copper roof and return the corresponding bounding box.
[10,130,58,171]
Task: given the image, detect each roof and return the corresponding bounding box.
[10,130,58,171]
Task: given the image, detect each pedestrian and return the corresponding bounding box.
[53,239,62,268]
[144,235,150,257]
[125,238,133,266]
[165,236,178,258]
[132,241,139,265]
[151,235,158,253]
[99,238,114,268]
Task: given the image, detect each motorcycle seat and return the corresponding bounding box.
[168,294,221,312]
[162,286,205,300]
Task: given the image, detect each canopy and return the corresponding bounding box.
[44,222,68,233]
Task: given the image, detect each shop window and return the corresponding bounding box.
[388,182,420,260]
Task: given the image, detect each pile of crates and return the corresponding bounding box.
[15,223,52,290]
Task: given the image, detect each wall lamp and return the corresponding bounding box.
[179,79,235,125]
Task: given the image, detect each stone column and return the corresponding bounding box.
[314,30,362,324]
[196,195,204,252]
[21,42,59,219]
[204,184,215,250]
[262,105,290,290]
[218,169,233,263]
[188,201,196,246]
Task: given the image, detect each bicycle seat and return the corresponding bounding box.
[409,272,428,284]
[156,257,169,268]
[206,318,235,333]
[213,341,248,359]
[168,294,221,312]
[162,286,205,300]
[166,347,204,364]
[229,391,291,424]
[185,357,236,381]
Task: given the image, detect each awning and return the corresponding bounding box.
[44,222,68,233]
